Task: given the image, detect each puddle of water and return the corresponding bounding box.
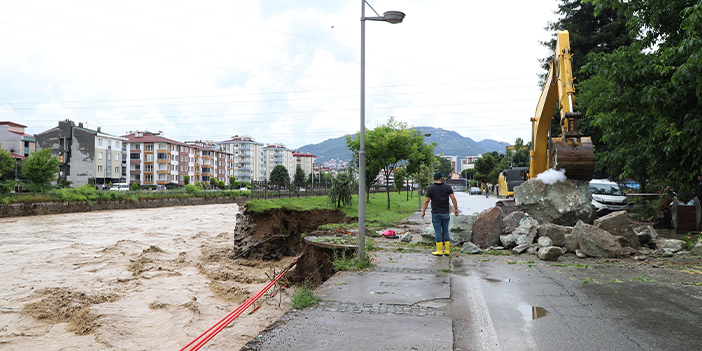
[517,303,548,321]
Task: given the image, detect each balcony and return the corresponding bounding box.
[157,170,169,174]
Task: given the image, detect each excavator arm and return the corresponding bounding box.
[529,30,595,180]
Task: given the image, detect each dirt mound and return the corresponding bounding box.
[21,287,119,335]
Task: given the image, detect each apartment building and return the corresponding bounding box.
[460,155,480,172]
[124,131,232,187]
[35,119,128,187]
[439,155,459,175]
[263,143,295,180]
[0,122,36,160]
[293,151,316,179]
[218,135,264,182]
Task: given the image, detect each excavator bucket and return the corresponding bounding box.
[549,136,595,180]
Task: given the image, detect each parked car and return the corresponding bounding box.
[468,187,481,195]
[109,183,130,191]
[588,179,629,216]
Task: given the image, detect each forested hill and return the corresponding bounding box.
[297,126,509,164]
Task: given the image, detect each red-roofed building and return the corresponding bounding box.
[0,121,36,159]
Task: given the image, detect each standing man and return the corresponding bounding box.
[421,172,459,256]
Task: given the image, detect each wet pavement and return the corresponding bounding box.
[243,208,702,351]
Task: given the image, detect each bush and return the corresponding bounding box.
[130,182,139,191]
[289,282,320,309]
[184,184,202,195]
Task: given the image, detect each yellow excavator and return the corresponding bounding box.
[530,30,595,180]
[496,30,595,211]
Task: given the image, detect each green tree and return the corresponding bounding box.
[21,148,60,191]
[346,117,433,209]
[0,146,14,180]
[183,175,190,185]
[580,0,702,190]
[436,156,452,178]
[294,166,306,183]
[269,165,290,183]
[130,182,139,191]
[328,172,354,208]
[393,168,405,194]
[461,168,477,180]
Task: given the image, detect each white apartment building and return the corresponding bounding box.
[293,151,316,179]
[263,143,295,180]
[460,155,480,172]
[218,135,264,182]
[439,155,459,175]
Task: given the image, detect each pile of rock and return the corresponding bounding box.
[420,177,699,261]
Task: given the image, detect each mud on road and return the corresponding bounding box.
[0,204,298,351]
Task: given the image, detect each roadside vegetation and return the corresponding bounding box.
[0,183,250,205]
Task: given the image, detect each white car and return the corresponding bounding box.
[109,183,130,191]
[588,179,628,216]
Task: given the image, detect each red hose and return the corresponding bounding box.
[180,255,300,351]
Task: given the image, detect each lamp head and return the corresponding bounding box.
[383,11,405,24]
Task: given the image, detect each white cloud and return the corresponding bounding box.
[1,0,561,150]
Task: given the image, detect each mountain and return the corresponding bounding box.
[297,127,510,164]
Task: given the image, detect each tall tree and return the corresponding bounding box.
[346,117,433,209]
[581,0,702,190]
[539,0,635,175]
[21,148,60,191]
[436,157,452,178]
[269,165,290,183]
[293,165,306,183]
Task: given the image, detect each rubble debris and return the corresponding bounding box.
[514,178,593,226]
[502,211,525,234]
[572,220,625,258]
[594,211,641,248]
[472,207,504,248]
[650,238,685,252]
[461,242,481,254]
[538,246,562,261]
[449,214,477,245]
[537,222,572,247]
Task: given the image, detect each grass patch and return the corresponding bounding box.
[582,278,599,284]
[631,275,653,282]
[289,283,321,309]
[312,237,357,246]
[331,250,373,271]
[245,192,419,230]
[680,281,702,286]
[610,279,623,283]
[438,268,452,273]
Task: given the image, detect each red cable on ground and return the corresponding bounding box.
[179,255,301,351]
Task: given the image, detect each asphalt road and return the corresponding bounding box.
[448,254,702,351]
[453,191,499,215]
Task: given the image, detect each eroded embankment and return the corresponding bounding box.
[233,208,357,285]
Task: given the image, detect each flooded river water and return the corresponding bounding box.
[0,204,295,350]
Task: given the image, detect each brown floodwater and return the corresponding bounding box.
[0,204,294,350]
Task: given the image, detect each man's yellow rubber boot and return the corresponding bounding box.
[443,241,451,256]
[432,242,444,256]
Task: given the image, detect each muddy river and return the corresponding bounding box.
[0,204,296,350]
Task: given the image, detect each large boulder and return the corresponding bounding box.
[563,233,579,252]
[500,234,517,249]
[650,238,685,252]
[512,216,539,246]
[420,226,435,243]
[635,225,658,244]
[514,178,593,226]
[472,207,504,248]
[594,211,640,248]
[449,214,477,245]
[503,211,525,234]
[537,223,572,247]
[691,243,702,256]
[461,242,482,254]
[572,220,624,258]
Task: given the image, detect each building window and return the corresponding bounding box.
[98,138,103,146]
[145,144,153,152]
[98,152,103,159]
[157,153,168,160]
[130,153,140,160]
[145,164,153,172]
[146,154,153,162]
[108,140,111,147]
[115,167,119,173]
[133,144,140,150]
[145,174,153,182]
[115,154,119,161]
[116,141,120,148]
[98,165,103,173]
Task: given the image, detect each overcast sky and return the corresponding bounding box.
[1,0,561,150]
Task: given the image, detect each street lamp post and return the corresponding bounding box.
[359,1,405,259]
